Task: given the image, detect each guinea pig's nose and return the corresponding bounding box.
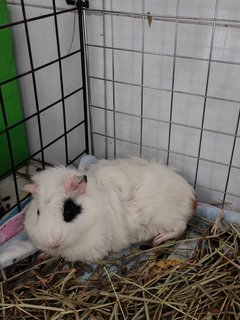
[49,242,61,249]
[49,232,62,249]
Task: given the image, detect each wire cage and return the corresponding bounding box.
[84,0,240,209]
[0,0,88,216]
[1,0,240,214]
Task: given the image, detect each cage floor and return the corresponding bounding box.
[1,216,239,320]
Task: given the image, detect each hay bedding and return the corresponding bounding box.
[0,212,239,320]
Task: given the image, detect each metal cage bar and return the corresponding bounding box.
[21,0,45,169]
[139,0,145,157]
[110,0,116,158]
[193,0,219,189]
[52,0,69,164]
[166,0,179,165]
[77,0,89,155]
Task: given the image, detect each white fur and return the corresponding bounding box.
[24,158,196,262]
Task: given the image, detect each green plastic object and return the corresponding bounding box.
[0,0,29,176]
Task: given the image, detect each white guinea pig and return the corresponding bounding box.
[24,158,197,262]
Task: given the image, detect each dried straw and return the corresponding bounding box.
[0,218,239,320]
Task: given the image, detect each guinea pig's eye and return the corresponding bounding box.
[37,209,40,216]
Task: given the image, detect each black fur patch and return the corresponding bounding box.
[63,198,82,223]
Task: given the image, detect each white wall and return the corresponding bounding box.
[86,0,240,207]
[7,0,85,166]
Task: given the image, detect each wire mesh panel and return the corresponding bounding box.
[84,0,240,207]
[0,0,88,215]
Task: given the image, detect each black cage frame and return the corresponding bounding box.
[0,0,89,216]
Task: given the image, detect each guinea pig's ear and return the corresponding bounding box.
[64,175,87,196]
[23,183,38,194]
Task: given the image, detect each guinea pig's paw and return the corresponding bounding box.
[37,251,51,261]
[153,226,186,246]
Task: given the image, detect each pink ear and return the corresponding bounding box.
[23,183,38,194]
[64,175,87,196]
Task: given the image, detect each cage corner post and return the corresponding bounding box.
[76,0,90,156]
